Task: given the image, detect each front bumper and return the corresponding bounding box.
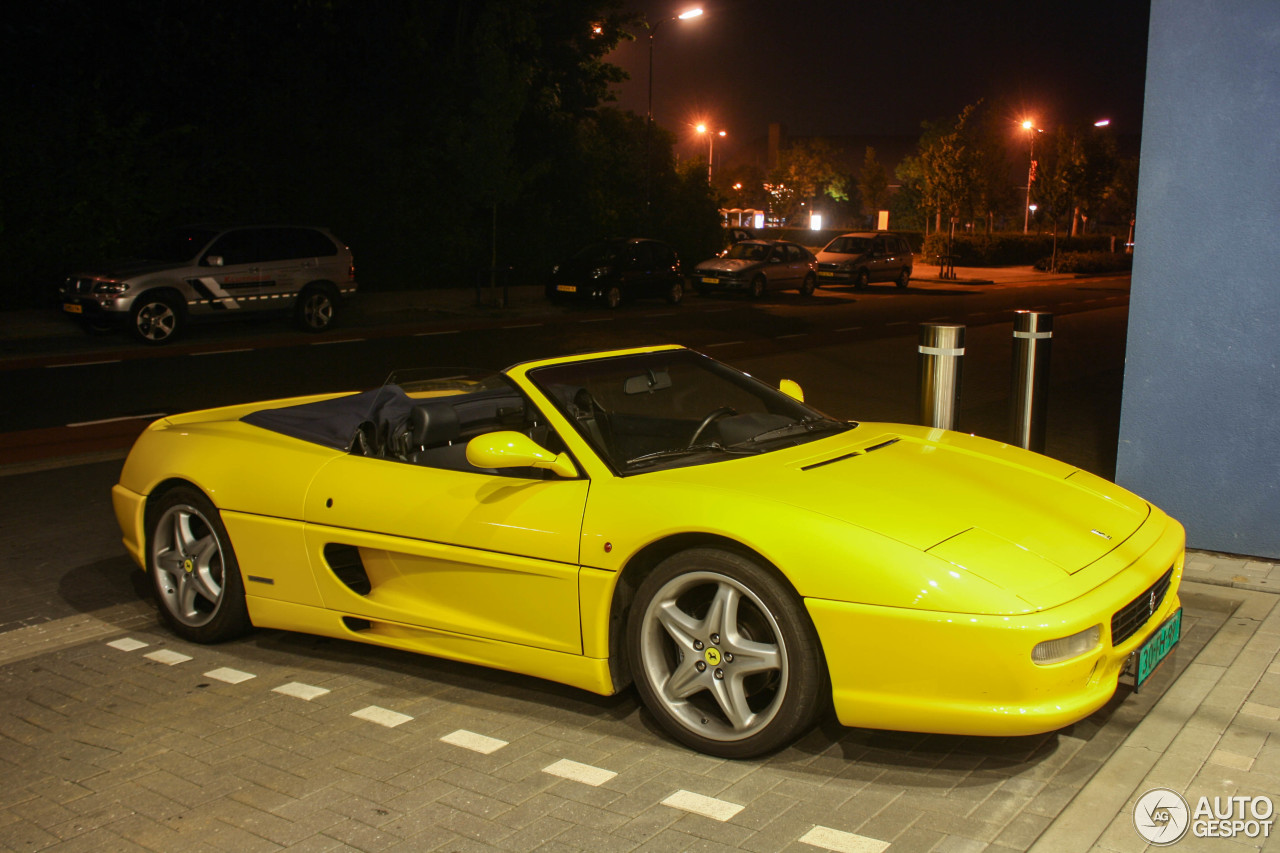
[112,483,148,570]
[808,516,1186,736]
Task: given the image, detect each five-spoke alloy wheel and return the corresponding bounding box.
[627,548,826,758]
[146,487,251,643]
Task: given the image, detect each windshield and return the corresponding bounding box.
[527,349,853,473]
[725,242,772,261]
[142,227,221,263]
[823,236,871,255]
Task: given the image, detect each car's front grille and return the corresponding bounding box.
[1111,568,1174,645]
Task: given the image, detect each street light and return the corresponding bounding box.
[644,8,703,215]
[695,123,725,183]
[1021,119,1042,234]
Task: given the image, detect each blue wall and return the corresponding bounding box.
[1116,0,1280,558]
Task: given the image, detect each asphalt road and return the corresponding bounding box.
[0,275,1131,474]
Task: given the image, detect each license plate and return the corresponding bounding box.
[1136,608,1181,688]
[62,302,83,314]
[817,271,834,278]
[556,285,577,293]
[701,277,718,285]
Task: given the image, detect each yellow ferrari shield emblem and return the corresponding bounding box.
[183,558,194,573]
[703,648,721,666]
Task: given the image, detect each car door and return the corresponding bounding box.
[299,430,589,654]
[193,228,281,313]
[625,241,657,297]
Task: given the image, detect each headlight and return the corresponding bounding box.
[93,280,129,295]
[1031,625,1101,665]
[590,266,611,279]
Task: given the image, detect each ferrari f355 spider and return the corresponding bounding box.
[113,345,1184,757]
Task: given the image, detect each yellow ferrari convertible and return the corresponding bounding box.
[112,345,1184,758]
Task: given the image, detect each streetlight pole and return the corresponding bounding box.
[696,124,725,183]
[645,8,703,217]
[1021,119,1038,234]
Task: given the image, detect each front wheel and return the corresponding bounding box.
[146,486,251,643]
[295,285,338,332]
[799,273,816,297]
[749,276,766,299]
[666,279,684,305]
[896,267,911,289]
[854,269,869,290]
[626,548,826,758]
[604,285,623,309]
[130,293,183,344]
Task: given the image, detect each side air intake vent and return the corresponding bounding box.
[324,543,371,595]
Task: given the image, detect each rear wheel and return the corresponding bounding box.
[605,285,623,309]
[295,284,338,332]
[146,486,251,643]
[667,279,684,305]
[130,293,183,344]
[626,548,826,758]
[896,267,911,289]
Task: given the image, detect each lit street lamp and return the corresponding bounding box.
[696,124,725,183]
[1021,119,1042,234]
[644,8,703,214]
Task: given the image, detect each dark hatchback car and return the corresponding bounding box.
[546,238,684,309]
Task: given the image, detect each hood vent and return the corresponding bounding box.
[800,437,901,471]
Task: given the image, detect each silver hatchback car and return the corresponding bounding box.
[815,232,913,290]
[59,225,357,343]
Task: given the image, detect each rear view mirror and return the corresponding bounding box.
[466,431,577,478]
[623,369,672,395]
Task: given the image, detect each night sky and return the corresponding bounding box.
[607,0,1152,163]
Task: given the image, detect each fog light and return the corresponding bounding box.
[1032,625,1101,665]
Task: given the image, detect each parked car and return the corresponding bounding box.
[546,238,684,309]
[113,344,1184,758]
[58,224,357,344]
[693,239,817,298]
[815,231,913,289]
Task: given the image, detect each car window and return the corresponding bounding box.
[785,244,802,262]
[726,243,768,261]
[144,228,219,263]
[873,237,888,253]
[204,229,262,266]
[257,227,337,262]
[824,236,870,255]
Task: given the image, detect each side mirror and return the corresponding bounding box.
[466,431,577,478]
[779,379,805,402]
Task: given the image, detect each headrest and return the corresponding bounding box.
[409,399,460,447]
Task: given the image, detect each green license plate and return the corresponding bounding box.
[556,285,577,293]
[1136,607,1181,688]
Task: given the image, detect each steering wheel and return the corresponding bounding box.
[689,406,737,447]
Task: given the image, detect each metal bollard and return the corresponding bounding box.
[918,323,965,430]
[1010,311,1053,452]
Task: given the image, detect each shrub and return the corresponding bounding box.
[920,232,1122,266]
[1034,251,1133,274]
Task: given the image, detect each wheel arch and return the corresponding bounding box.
[142,477,213,548]
[605,532,792,691]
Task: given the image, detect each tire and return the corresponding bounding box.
[295,284,337,332]
[799,273,816,297]
[896,267,911,289]
[854,269,869,291]
[130,293,183,344]
[146,486,251,643]
[749,275,766,299]
[605,285,622,309]
[626,548,826,758]
[666,279,684,305]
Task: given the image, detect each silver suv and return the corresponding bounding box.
[59,225,357,343]
[815,232,913,290]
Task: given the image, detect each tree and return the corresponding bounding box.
[858,147,891,220]
[765,138,848,225]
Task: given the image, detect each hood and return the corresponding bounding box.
[658,425,1149,593]
[73,258,189,280]
[696,258,758,274]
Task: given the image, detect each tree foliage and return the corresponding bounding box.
[0,0,719,307]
